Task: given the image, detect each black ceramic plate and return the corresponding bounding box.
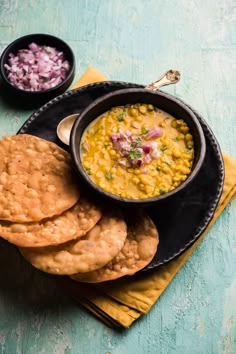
[18,81,224,271]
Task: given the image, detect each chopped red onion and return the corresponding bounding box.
[132,122,139,129]
[142,145,151,154]
[110,127,162,169]
[121,149,129,157]
[125,130,132,137]
[136,159,143,167]
[144,154,152,164]
[150,141,158,149]
[118,159,132,167]
[144,128,162,140]
[152,149,160,158]
[4,42,70,92]
[110,133,118,141]
[114,139,122,151]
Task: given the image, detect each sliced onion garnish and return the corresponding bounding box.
[4,42,71,92]
[132,122,139,129]
[142,145,151,154]
[151,149,160,158]
[144,128,162,140]
[136,159,143,167]
[110,127,162,168]
[144,154,152,164]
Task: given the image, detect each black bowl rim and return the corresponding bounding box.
[70,87,206,206]
[0,33,75,95]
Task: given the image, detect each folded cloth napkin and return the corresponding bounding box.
[58,67,236,328]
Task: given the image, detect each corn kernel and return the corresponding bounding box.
[177,133,185,140]
[132,177,139,184]
[172,149,181,158]
[187,142,193,149]
[120,192,127,198]
[162,166,170,174]
[180,166,189,174]
[180,126,189,133]
[185,133,193,141]
[110,150,116,156]
[83,161,90,168]
[147,104,154,111]
[145,186,152,194]
[150,170,157,177]
[139,105,147,114]
[129,108,138,117]
[171,120,177,128]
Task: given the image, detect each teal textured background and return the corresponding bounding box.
[0,1,235,353]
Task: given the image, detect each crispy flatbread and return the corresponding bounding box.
[0,134,80,222]
[70,211,159,282]
[0,197,102,247]
[19,210,127,275]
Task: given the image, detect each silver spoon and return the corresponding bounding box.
[145,69,181,90]
[57,113,80,146]
[56,70,181,145]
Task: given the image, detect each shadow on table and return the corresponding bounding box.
[0,80,51,111]
[0,238,82,315]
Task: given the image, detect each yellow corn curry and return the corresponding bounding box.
[80,103,194,199]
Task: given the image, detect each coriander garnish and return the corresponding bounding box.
[117,108,126,121]
[131,137,142,148]
[141,127,149,135]
[81,144,86,154]
[159,188,166,194]
[85,168,91,175]
[105,172,114,180]
[128,149,142,160]
[92,127,100,136]
[164,158,172,165]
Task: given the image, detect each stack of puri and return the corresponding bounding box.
[0,134,159,283]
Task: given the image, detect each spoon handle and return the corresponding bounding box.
[145,70,181,91]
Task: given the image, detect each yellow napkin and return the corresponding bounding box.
[59,67,236,328]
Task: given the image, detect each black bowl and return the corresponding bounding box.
[0,33,75,107]
[70,88,206,207]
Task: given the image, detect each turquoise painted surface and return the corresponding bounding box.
[0,0,235,353]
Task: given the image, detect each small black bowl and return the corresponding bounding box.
[0,33,75,107]
[70,88,206,207]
